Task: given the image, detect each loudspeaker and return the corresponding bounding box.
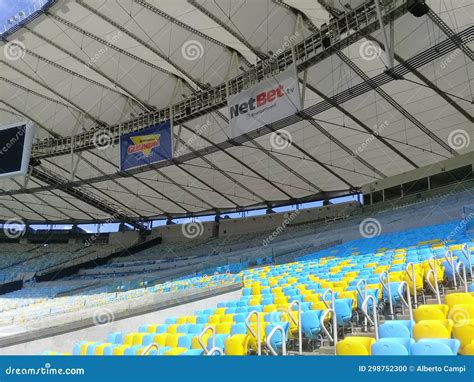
[408,0,429,17]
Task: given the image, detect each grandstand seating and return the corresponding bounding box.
[39,216,474,356]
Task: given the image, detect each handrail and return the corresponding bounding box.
[141,343,159,356]
[266,325,287,356]
[428,254,442,304]
[245,310,262,355]
[361,294,379,340]
[319,308,334,344]
[455,262,468,293]
[405,262,417,306]
[397,281,413,321]
[207,347,224,355]
[356,279,368,329]
[426,269,442,304]
[322,288,338,346]
[461,244,473,281]
[288,300,302,355]
[379,270,394,319]
[443,250,457,288]
[198,325,216,355]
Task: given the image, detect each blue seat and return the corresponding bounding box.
[207,334,229,349]
[410,340,459,355]
[165,317,177,324]
[233,314,246,323]
[196,315,210,324]
[301,310,323,340]
[231,323,247,335]
[182,349,203,356]
[335,298,352,327]
[265,322,289,354]
[178,335,193,349]
[469,284,474,292]
[106,332,124,344]
[371,338,414,355]
[225,307,237,314]
[379,320,414,338]
[417,339,460,355]
[142,334,154,346]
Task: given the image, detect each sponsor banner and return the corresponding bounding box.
[228,66,301,138]
[120,121,173,171]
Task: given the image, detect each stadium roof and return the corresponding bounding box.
[0,0,472,226]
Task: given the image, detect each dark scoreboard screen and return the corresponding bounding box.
[0,122,34,178]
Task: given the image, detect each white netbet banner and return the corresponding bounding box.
[228,66,301,138]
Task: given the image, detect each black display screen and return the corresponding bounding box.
[0,124,27,175]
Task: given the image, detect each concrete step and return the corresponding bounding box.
[317,346,336,355]
[346,331,376,338]
[287,350,318,356]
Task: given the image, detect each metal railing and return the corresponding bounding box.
[198,325,216,355]
[266,325,287,356]
[443,250,457,289]
[461,244,473,282]
[141,343,159,355]
[397,281,413,321]
[207,347,224,355]
[361,294,379,341]
[322,288,338,347]
[404,262,417,306]
[379,270,394,319]
[245,310,262,355]
[455,262,468,293]
[287,300,302,355]
[426,255,441,304]
[356,279,368,330]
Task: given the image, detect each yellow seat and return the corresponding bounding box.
[112,345,129,355]
[132,333,147,345]
[176,316,188,324]
[186,316,197,324]
[274,297,288,304]
[94,343,112,356]
[224,334,250,355]
[221,314,234,323]
[80,342,95,355]
[146,324,164,333]
[462,341,474,355]
[216,322,232,334]
[414,304,449,322]
[263,304,277,312]
[453,319,474,355]
[153,333,170,346]
[207,315,221,324]
[165,333,184,348]
[123,333,139,345]
[164,347,188,355]
[336,337,375,355]
[166,324,179,333]
[413,319,454,340]
[191,333,210,349]
[449,304,474,326]
[445,293,474,309]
